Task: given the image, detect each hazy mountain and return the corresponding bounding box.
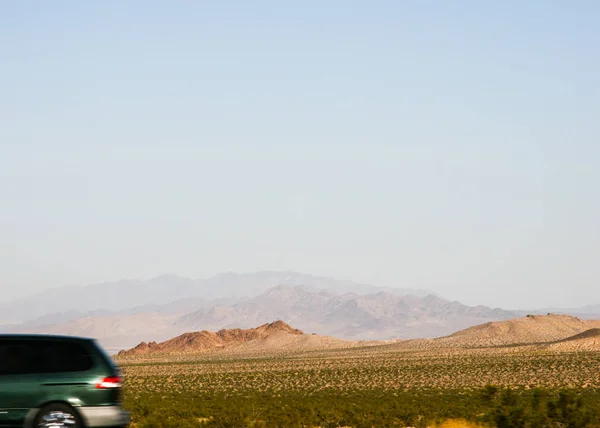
[6,310,113,329]
[531,304,600,319]
[172,285,336,335]
[13,272,599,353]
[187,271,440,300]
[173,285,522,341]
[0,272,437,324]
[4,312,182,355]
[0,274,198,324]
[2,283,523,352]
[580,304,600,314]
[570,306,600,317]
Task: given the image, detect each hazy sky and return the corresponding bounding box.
[1,1,599,309]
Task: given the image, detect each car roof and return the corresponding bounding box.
[0,334,94,342]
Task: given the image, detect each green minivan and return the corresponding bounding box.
[0,334,130,428]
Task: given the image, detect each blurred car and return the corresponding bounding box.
[0,334,130,428]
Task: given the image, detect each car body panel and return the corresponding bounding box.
[0,373,40,425]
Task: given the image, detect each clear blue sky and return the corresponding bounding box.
[1,1,598,309]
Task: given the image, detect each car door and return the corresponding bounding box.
[33,340,102,408]
[0,340,39,426]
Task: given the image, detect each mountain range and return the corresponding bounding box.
[0,271,437,324]
[1,271,597,353]
[116,314,600,358]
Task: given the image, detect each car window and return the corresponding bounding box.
[36,341,95,373]
[0,341,35,375]
[0,339,95,375]
[90,340,119,375]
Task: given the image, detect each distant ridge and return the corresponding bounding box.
[431,314,600,348]
[0,271,438,325]
[4,280,524,350]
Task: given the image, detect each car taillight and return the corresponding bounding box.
[96,376,122,389]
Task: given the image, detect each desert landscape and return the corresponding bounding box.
[4,1,598,426]
[3,273,600,426]
[3,272,599,354]
[114,314,600,427]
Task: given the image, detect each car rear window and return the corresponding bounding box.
[36,340,95,373]
[0,339,95,375]
[89,339,120,375]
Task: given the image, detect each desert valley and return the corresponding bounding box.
[111,312,600,427]
[3,273,600,427]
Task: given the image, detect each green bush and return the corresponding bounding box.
[122,387,600,427]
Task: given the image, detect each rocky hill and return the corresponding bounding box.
[117,320,355,356]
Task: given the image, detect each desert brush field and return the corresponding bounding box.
[114,315,600,427]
